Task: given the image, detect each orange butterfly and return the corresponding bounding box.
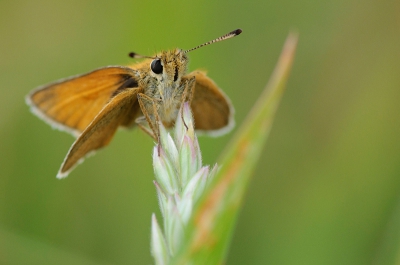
[26,29,242,178]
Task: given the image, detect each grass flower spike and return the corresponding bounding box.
[151,102,215,264]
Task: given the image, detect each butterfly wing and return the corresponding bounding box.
[57,87,140,178]
[27,66,139,137]
[185,71,234,136]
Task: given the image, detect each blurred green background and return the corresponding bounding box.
[1,0,400,264]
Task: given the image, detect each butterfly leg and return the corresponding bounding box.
[181,76,196,104]
[137,93,161,144]
[180,77,196,130]
[135,116,157,140]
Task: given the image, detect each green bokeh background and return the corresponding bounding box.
[1,0,400,264]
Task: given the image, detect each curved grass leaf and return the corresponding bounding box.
[372,197,400,265]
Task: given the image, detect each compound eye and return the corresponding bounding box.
[151,59,163,74]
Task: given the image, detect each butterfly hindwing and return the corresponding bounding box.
[27,66,139,136]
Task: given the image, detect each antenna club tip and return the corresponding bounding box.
[234,29,243,36]
[128,52,136,58]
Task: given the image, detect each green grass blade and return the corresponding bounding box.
[372,197,400,265]
[172,32,299,264]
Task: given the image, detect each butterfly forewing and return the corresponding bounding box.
[27,66,138,136]
[187,71,234,136]
[58,87,140,178]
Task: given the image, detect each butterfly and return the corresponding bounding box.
[26,29,242,178]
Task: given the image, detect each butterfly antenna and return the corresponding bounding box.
[128,52,156,59]
[184,29,242,54]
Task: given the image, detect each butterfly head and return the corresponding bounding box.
[149,49,188,87]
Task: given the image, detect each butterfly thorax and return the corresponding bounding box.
[136,49,189,126]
